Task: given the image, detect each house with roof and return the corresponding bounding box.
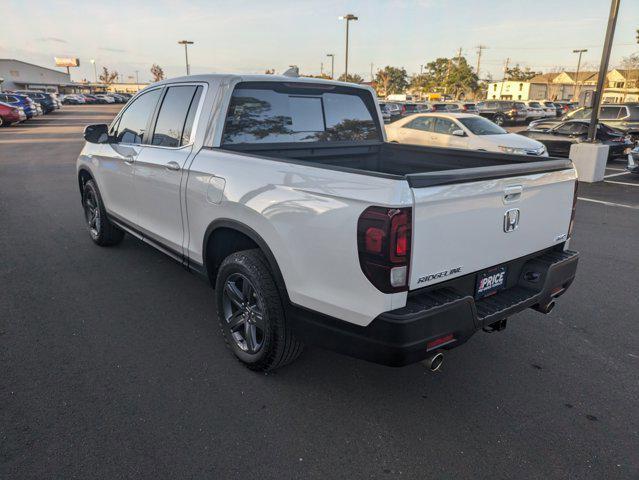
[603,69,639,103]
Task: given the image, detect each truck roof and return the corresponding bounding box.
[150,73,373,91]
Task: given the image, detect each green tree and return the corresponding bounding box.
[422,56,479,99]
[337,73,364,84]
[409,73,434,97]
[505,64,539,81]
[374,66,408,97]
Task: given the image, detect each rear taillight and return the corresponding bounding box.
[568,179,578,239]
[357,206,412,293]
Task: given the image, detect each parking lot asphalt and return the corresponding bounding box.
[1,105,638,479]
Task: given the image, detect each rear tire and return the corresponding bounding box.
[215,249,303,371]
[82,179,124,246]
[494,115,505,127]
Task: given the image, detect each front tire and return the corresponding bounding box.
[215,250,303,371]
[493,115,505,127]
[82,179,124,246]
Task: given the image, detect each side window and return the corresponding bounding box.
[114,89,162,144]
[617,107,629,119]
[554,123,578,135]
[433,118,458,135]
[404,116,435,132]
[151,85,202,148]
[599,106,621,120]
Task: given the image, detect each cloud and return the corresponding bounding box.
[99,47,127,53]
[37,37,67,43]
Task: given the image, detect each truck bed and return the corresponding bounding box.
[221,142,573,188]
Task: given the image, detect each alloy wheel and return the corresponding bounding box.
[83,188,101,237]
[222,273,265,354]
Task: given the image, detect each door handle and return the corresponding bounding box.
[165,161,181,171]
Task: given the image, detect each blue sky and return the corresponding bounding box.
[1,0,638,83]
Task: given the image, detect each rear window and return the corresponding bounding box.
[544,102,555,107]
[222,82,381,145]
[528,102,541,108]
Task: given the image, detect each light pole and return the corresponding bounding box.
[178,40,194,75]
[135,70,139,85]
[572,49,588,102]
[339,14,358,77]
[587,0,620,142]
[90,59,97,83]
[326,53,335,79]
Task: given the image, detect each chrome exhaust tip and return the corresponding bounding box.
[422,352,444,372]
[533,300,556,314]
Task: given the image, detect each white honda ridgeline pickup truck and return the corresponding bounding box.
[77,74,579,371]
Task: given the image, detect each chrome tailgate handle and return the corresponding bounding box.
[504,185,523,203]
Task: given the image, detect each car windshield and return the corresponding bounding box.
[458,116,507,135]
[529,102,541,108]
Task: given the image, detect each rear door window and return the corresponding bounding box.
[404,116,436,132]
[433,118,458,135]
[151,85,202,148]
[114,89,162,144]
[222,82,381,145]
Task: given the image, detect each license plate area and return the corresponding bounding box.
[475,266,508,299]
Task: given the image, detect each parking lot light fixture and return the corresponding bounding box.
[178,40,195,75]
[326,53,335,79]
[90,59,97,83]
[339,14,358,77]
[572,49,588,102]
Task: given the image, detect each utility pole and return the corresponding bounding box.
[497,57,510,100]
[320,62,324,76]
[370,62,374,82]
[572,49,588,102]
[587,0,620,142]
[326,53,335,79]
[135,70,139,85]
[456,47,463,65]
[178,40,194,75]
[90,59,97,83]
[339,14,358,77]
[475,45,487,79]
[419,64,423,75]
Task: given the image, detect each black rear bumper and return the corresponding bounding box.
[289,248,579,367]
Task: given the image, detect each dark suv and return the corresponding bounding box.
[476,100,528,126]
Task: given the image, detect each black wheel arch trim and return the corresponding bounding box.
[201,219,290,302]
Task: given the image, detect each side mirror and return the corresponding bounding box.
[452,129,466,137]
[84,123,110,144]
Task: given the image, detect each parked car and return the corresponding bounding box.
[627,146,639,174]
[80,94,100,104]
[93,94,116,104]
[0,93,38,118]
[108,93,129,103]
[385,113,547,156]
[519,120,633,159]
[430,102,460,112]
[554,101,578,115]
[476,100,528,126]
[523,101,546,122]
[529,103,639,142]
[14,90,58,113]
[77,74,579,371]
[456,102,477,113]
[537,101,559,117]
[378,104,392,123]
[379,102,402,122]
[0,101,25,126]
[62,94,86,105]
[400,102,430,116]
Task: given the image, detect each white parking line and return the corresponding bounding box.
[604,171,631,178]
[605,167,626,172]
[578,197,639,210]
[604,180,639,187]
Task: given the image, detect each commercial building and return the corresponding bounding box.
[0,59,71,92]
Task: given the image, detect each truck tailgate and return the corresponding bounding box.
[408,167,576,289]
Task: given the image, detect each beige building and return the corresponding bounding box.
[602,69,639,103]
[487,71,598,101]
